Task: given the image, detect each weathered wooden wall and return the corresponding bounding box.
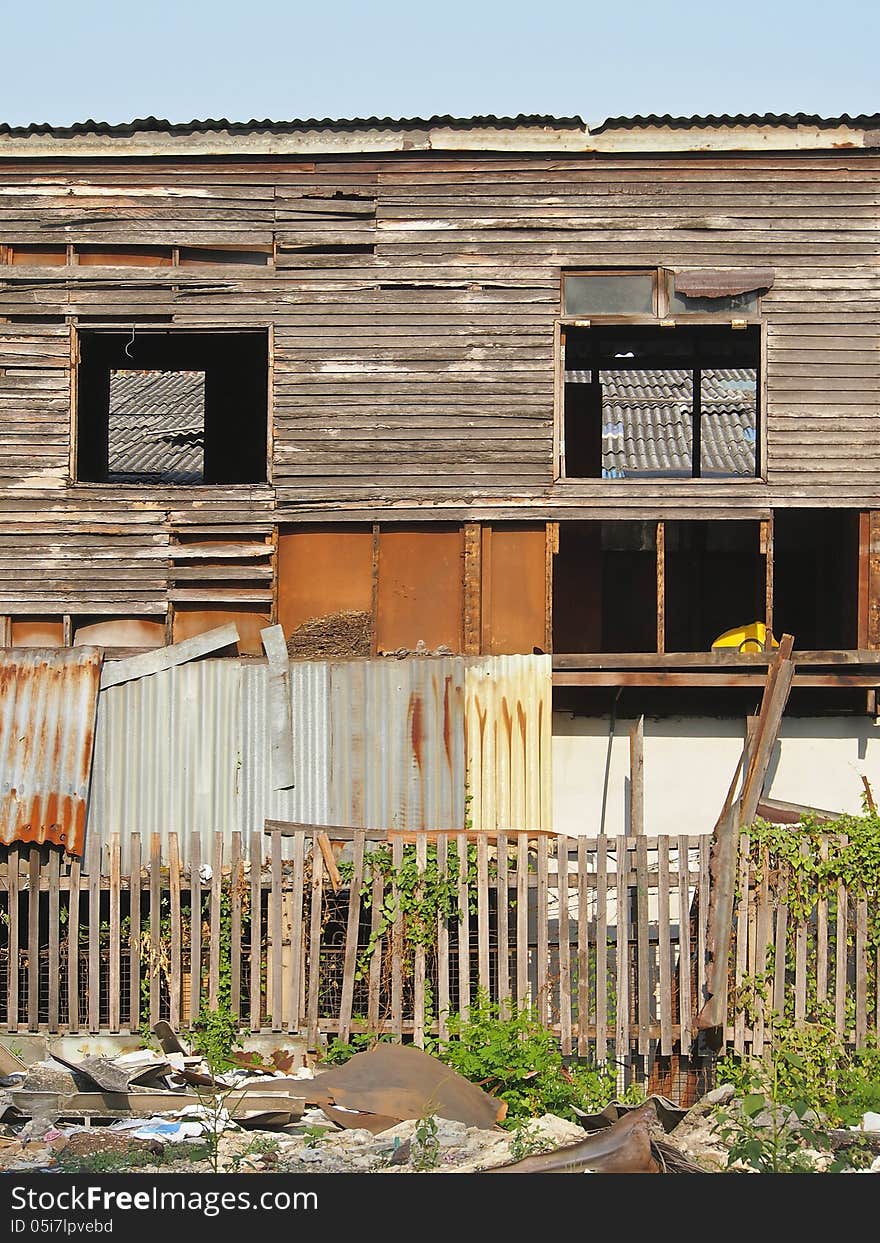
[0,150,878,621]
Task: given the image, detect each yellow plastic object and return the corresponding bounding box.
[711,622,778,653]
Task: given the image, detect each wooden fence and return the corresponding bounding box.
[0,831,876,1063]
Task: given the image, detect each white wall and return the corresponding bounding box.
[552,713,879,837]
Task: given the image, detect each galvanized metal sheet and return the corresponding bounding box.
[465,655,552,832]
[89,659,242,861]
[329,659,466,830]
[0,647,102,855]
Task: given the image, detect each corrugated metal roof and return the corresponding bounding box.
[107,370,204,482]
[0,648,102,855]
[329,659,466,830]
[567,368,756,477]
[0,114,584,138]
[593,112,880,132]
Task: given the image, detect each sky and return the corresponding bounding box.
[0,0,877,128]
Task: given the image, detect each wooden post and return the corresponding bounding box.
[249,831,262,1032]
[615,835,630,1066]
[109,836,121,1033]
[576,835,590,1056]
[230,832,242,1020]
[47,850,61,1033]
[557,837,572,1055]
[338,830,366,1044]
[437,835,451,1038]
[596,835,608,1062]
[148,834,161,1033]
[190,832,202,1025]
[67,851,79,1034]
[269,831,281,1030]
[168,834,181,1031]
[88,835,101,1034]
[286,831,305,1033]
[496,832,510,1020]
[629,716,644,836]
[658,837,672,1057]
[515,833,528,1010]
[128,835,141,1033]
[306,832,324,1047]
[27,846,40,1031]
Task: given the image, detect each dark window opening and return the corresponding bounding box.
[562,324,760,480]
[76,330,268,485]
[553,521,658,653]
[774,510,859,650]
[665,520,764,653]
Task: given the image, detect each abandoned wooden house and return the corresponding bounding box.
[0,112,878,1068]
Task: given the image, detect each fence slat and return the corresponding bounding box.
[576,836,589,1056]
[596,836,608,1061]
[677,835,692,1056]
[636,836,650,1057]
[211,833,224,1014]
[697,836,710,1016]
[437,835,450,1038]
[457,835,469,1019]
[306,832,324,1047]
[168,834,181,1031]
[477,832,490,997]
[47,849,60,1033]
[816,837,829,1005]
[753,845,771,1057]
[269,831,281,1030]
[230,832,242,1020]
[147,833,161,1033]
[338,830,366,1044]
[537,834,549,1026]
[496,832,509,1019]
[66,851,78,1035]
[367,860,383,1033]
[128,835,141,1033]
[658,837,672,1056]
[793,842,809,1025]
[733,834,751,1054]
[615,835,630,1065]
[515,833,528,1010]
[773,875,789,1018]
[249,831,262,1033]
[835,875,848,1038]
[190,832,202,1027]
[286,831,305,1033]
[413,834,427,1048]
[4,848,19,1032]
[109,836,121,1034]
[28,845,40,1031]
[557,837,572,1055]
[856,898,868,1048]
[88,834,101,1034]
[391,835,404,1039]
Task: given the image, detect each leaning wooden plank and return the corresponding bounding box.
[629,717,644,835]
[47,850,60,1033]
[100,623,239,688]
[316,832,342,893]
[756,797,842,825]
[261,624,295,790]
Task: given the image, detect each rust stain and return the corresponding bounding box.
[410,691,424,771]
[0,648,102,856]
[501,695,513,745]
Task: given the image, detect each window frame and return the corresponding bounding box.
[554,267,767,484]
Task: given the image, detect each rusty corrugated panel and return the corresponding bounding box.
[329,659,466,830]
[0,647,102,855]
[465,655,552,832]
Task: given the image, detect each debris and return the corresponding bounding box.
[50,1050,171,1094]
[152,1021,191,1056]
[286,611,372,659]
[486,1102,661,1173]
[310,1044,505,1133]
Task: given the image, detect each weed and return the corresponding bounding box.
[411,1114,440,1170]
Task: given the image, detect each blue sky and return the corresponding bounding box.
[1,0,877,127]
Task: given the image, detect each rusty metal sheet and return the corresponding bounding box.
[673,268,775,297]
[376,527,463,654]
[0,647,102,855]
[482,525,547,655]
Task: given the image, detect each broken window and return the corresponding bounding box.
[76,329,268,484]
[562,324,761,479]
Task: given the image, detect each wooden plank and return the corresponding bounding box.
[557,836,572,1055]
[658,836,672,1057]
[108,835,121,1033]
[697,836,709,1018]
[128,834,141,1034]
[390,835,404,1039]
[516,832,528,1010]
[88,834,101,1035]
[773,876,789,1018]
[148,833,160,1033]
[576,835,589,1056]
[629,717,644,835]
[635,835,650,1056]
[261,623,295,790]
[47,849,60,1033]
[190,832,202,1026]
[168,834,181,1032]
[230,832,242,1020]
[457,831,471,1018]
[835,870,848,1038]
[794,840,809,1024]
[27,846,40,1031]
[596,835,608,1062]
[536,834,549,1025]
[66,851,78,1035]
[265,820,556,840]
[306,832,324,1047]
[338,829,366,1044]
[676,835,693,1056]
[286,831,305,1033]
[855,898,868,1048]
[615,835,630,1065]
[269,830,281,1029]
[210,833,224,1012]
[656,520,665,655]
[366,859,383,1033]
[100,623,240,688]
[763,514,774,638]
[249,830,262,1033]
[463,521,482,655]
[753,845,772,1056]
[816,836,829,1005]
[316,832,342,892]
[733,833,751,1053]
[496,832,510,1019]
[413,833,427,1048]
[476,830,490,996]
